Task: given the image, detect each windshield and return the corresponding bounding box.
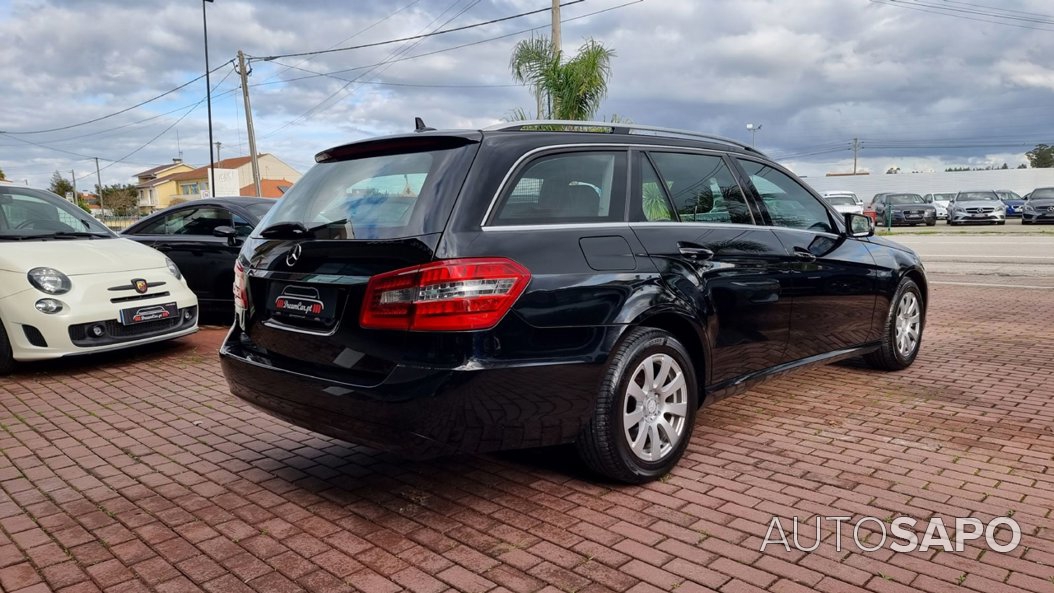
[1031,188,1054,199]
[887,194,924,205]
[258,144,474,240]
[956,191,1000,202]
[995,191,1021,201]
[0,186,114,239]
[824,196,856,206]
[933,193,954,200]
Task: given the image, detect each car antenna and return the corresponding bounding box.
[414,117,435,133]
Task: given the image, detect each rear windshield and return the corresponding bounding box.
[257,144,474,240]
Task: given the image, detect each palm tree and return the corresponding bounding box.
[509,36,615,121]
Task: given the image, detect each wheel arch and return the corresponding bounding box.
[631,310,708,406]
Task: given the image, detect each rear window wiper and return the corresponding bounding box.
[258,221,310,239]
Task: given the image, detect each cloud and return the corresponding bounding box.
[1,0,1053,189]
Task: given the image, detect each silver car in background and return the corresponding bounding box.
[947,190,1006,225]
[823,194,864,215]
[821,190,862,206]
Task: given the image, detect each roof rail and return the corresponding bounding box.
[484,120,764,155]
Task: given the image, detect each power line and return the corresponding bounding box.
[0,60,235,135]
[247,1,643,90]
[870,0,1054,31]
[249,0,586,63]
[266,59,519,88]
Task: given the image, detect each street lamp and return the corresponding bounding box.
[202,0,215,196]
[746,123,762,147]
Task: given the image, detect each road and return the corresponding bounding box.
[885,232,1054,286]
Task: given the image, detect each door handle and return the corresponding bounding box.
[677,243,715,260]
[793,248,817,262]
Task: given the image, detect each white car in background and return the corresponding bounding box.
[922,192,954,219]
[822,194,864,215]
[821,190,862,206]
[0,185,198,373]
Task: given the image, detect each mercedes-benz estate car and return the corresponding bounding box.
[0,185,198,374]
[220,121,928,483]
[947,190,1006,225]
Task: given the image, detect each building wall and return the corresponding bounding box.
[803,169,1054,200]
[240,155,301,189]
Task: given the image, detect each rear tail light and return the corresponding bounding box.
[233,260,248,312]
[360,258,530,331]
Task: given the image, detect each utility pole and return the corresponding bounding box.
[551,0,561,56]
[94,157,105,213]
[202,0,216,196]
[237,50,263,197]
[70,169,77,200]
[852,137,860,174]
[214,141,222,162]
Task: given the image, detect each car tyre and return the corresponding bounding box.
[997,220,1005,225]
[926,220,936,227]
[1022,219,1032,225]
[0,321,15,376]
[865,278,924,371]
[576,327,697,483]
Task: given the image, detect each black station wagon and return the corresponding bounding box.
[220,121,927,483]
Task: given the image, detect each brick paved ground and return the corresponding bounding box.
[1,283,1052,593]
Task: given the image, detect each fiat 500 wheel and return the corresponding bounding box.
[865,278,924,371]
[576,327,697,483]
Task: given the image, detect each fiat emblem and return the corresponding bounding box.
[285,244,302,267]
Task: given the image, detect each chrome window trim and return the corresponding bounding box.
[481,143,746,228]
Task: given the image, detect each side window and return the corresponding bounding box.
[649,152,753,224]
[232,213,253,237]
[737,159,834,233]
[132,210,188,235]
[491,151,626,225]
[640,156,673,222]
[177,207,233,235]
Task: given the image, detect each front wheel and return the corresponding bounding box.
[865,279,924,371]
[926,220,936,226]
[997,220,1005,225]
[576,327,697,483]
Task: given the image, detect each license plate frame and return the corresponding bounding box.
[120,302,179,325]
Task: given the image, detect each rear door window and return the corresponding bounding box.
[490,151,627,225]
[647,152,753,224]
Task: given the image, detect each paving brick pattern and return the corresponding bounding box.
[1,283,1052,593]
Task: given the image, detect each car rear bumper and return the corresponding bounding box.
[219,328,606,457]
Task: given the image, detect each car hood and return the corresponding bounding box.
[1027,199,1054,208]
[0,237,168,275]
[951,201,1002,208]
[866,235,917,255]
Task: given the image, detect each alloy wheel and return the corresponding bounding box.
[623,353,689,462]
[894,292,921,358]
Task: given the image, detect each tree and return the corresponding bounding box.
[1018,163,1027,169]
[1025,144,1054,168]
[75,198,91,213]
[0,166,6,181]
[509,36,615,121]
[48,171,74,198]
[97,183,139,216]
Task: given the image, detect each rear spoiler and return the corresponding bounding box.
[315,132,482,163]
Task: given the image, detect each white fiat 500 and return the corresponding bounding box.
[0,185,198,373]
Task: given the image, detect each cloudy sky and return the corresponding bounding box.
[2,0,1054,189]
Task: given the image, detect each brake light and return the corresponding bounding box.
[233,261,248,312]
[360,258,530,331]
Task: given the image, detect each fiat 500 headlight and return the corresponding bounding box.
[27,267,71,294]
[165,256,183,281]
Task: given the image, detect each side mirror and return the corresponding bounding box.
[212,225,238,246]
[845,213,874,238]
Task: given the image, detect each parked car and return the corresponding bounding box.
[995,190,1025,217]
[869,193,937,226]
[947,190,1006,225]
[821,190,862,206]
[123,197,276,312]
[1021,187,1054,224]
[219,120,928,483]
[823,194,863,215]
[0,185,198,374]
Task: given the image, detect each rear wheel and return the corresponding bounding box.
[865,279,923,371]
[0,320,15,376]
[577,327,697,483]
